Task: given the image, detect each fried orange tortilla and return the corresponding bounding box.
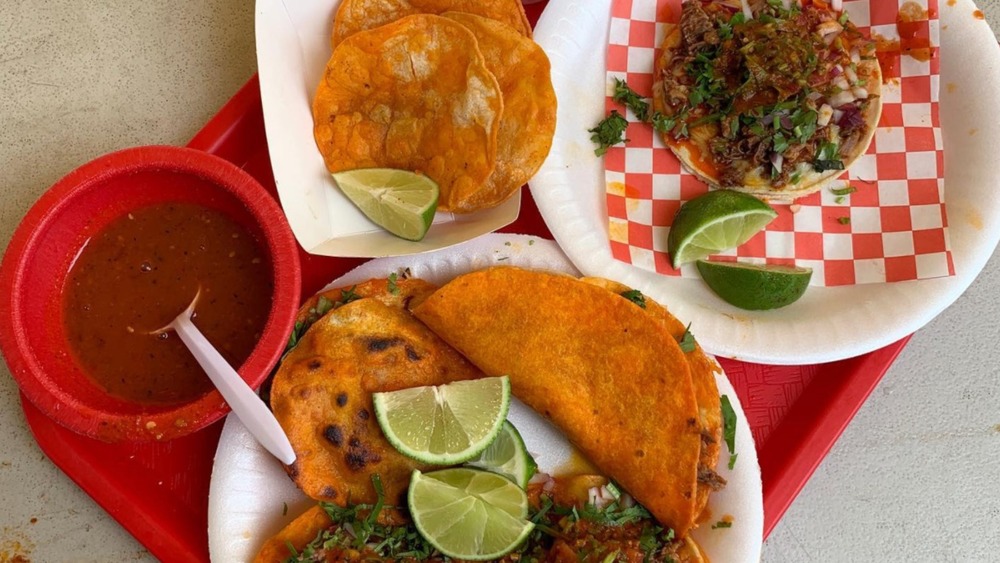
[271,298,483,507]
[440,12,557,212]
[313,15,504,212]
[293,276,438,331]
[580,277,725,520]
[412,267,703,537]
[331,0,532,48]
[253,505,331,563]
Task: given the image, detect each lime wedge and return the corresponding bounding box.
[373,376,511,465]
[409,468,534,560]
[466,421,537,489]
[667,190,777,269]
[696,260,813,310]
[332,168,439,241]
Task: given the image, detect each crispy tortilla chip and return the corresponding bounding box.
[331,0,532,48]
[412,267,703,537]
[580,277,724,522]
[440,12,556,212]
[271,298,483,506]
[313,15,504,212]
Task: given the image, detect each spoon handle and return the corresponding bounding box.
[171,315,296,465]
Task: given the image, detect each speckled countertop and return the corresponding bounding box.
[1,1,998,561]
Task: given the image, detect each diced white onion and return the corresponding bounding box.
[852,87,869,99]
[740,0,753,19]
[620,493,636,508]
[851,47,861,63]
[845,66,858,85]
[817,21,843,44]
[780,0,792,9]
[770,152,784,174]
[817,104,834,127]
[528,471,551,485]
[828,90,856,107]
[832,109,845,123]
[807,91,823,102]
[789,203,802,214]
[833,0,843,10]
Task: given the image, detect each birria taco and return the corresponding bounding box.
[653,0,881,200]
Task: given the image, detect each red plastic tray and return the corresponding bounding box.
[20,4,906,560]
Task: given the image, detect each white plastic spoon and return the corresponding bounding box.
[156,291,296,465]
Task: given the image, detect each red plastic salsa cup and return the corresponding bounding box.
[0,145,301,442]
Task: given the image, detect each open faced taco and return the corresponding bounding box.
[653,0,881,201]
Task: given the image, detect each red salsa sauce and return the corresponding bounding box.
[63,202,273,405]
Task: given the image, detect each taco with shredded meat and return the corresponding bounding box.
[653,0,881,201]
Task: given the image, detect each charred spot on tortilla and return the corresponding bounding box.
[345,445,381,472]
[335,392,348,407]
[307,359,322,371]
[404,346,422,361]
[366,337,402,352]
[357,408,370,421]
[323,425,344,447]
[321,486,337,499]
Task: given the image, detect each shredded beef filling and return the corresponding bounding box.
[659,0,878,188]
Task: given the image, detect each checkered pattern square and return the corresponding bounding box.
[603,0,952,286]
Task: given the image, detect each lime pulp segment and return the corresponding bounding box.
[667,190,777,269]
[408,468,534,560]
[332,168,439,241]
[466,420,537,489]
[373,376,511,465]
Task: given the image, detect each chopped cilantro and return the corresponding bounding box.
[678,323,697,353]
[612,78,650,121]
[721,395,737,469]
[813,141,845,172]
[387,272,400,295]
[289,475,437,562]
[839,11,850,25]
[830,185,857,197]
[712,520,733,529]
[651,111,677,134]
[837,216,852,225]
[620,289,646,309]
[282,502,288,516]
[728,452,739,471]
[339,286,360,305]
[589,110,630,156]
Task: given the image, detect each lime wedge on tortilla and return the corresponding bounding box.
[332,168,438,241]
[373,376,510,465]
[667,190,777,269]
[466,420,537,489]
[408,468,534,560]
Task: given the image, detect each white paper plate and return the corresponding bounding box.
[529,0,1000,364]
[254,0,520,258]
[207,234,763,563]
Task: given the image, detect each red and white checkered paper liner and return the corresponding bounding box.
[604,0,953,286]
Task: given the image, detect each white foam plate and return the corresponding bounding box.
[207,234,763,563]
[254,0,520,257]
[529,0,1000,364]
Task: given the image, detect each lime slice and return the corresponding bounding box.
[373,376,511,465]
[696,260,813,310]
[409,468,535,560]
[466,421,537,489]
[331,168,439,241]
[667,190,777,269]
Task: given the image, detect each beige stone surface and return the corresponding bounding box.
[0,1,997,562]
